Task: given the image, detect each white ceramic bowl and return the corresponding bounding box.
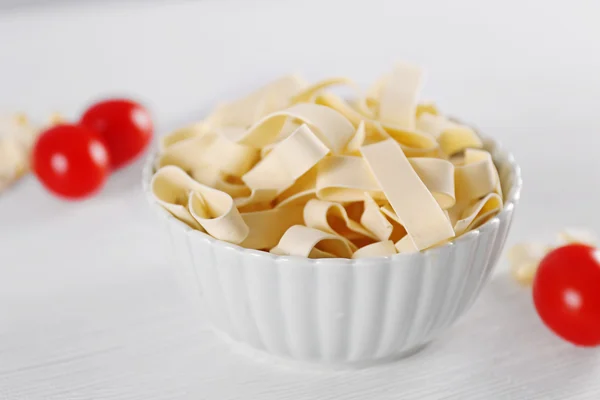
[143,138,522,366]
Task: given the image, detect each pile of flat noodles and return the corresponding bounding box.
[151,63,503,259]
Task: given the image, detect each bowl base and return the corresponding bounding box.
[210,325,430,371]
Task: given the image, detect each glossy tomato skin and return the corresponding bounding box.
[32,124,110,200]
[80,99,153,169]
[533,244,600,347]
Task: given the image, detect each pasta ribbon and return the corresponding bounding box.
[151,63,505,258]
[270,225,354,258]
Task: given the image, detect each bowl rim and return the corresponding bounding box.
[142,136,522,265]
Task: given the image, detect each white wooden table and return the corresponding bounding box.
[2,0,600,398]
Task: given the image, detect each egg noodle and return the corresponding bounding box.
[509,229,597,285]
[0,114,43,193]
[151,63,503,258]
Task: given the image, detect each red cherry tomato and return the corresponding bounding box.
[533,244,600,346]
[32,124,110,199]
[80,99,153,169]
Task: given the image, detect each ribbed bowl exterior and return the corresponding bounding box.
[144,138,522,365]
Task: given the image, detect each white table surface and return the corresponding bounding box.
[2,0,600,398]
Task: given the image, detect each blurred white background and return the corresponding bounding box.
[2,0,600,234]
[1,1,600,399]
